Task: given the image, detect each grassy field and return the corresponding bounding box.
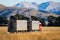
[0,26,60,40]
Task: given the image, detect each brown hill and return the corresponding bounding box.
[8,8,59,18]
[0,4,6,9]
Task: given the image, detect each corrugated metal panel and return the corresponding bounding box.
[8,20,16,32]
[32,21,39,30]
[16,20,27,31]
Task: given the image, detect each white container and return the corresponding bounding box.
[32,21,39,30]
[16,20,27,31]
[8,20,40,32]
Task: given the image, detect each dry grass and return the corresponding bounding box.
[0,26,60,40]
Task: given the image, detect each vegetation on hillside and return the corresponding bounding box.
[0,14,60,26]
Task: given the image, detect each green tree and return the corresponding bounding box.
[47,16,54,26]
[54,16,60,26]
[0,16,8,24]
[14,14,22,20]
[38,18,45,26]
[31,16,38,21]
[10,15,16,20]
[47,15,57,26]
[14,14,29,20]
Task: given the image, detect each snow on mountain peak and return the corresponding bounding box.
[46,1,60,11]
[15,1,38,10]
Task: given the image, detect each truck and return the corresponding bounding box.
[8,20,41,32]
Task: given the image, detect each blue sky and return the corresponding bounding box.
[0,0,60,7]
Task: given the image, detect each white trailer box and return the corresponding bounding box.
[32,21,39,30]
[8,20,27,32]
[8,20,40,32]
[16,20,27,31]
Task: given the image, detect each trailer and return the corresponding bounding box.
[8,20,41,32]
[32,21,40,31]
[8,20,27,32]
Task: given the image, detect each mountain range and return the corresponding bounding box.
[0,1,60,19]
[38,1,60,15]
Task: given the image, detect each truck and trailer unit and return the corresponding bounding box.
[8,20,41,32]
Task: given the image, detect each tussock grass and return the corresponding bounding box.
[0,26,60,40]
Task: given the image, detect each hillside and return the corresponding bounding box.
[0,1,60,18]
[38,1,60,15]
[0,4,6,9]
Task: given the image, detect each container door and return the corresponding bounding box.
[27,21,32,32]
[8,20,16,32]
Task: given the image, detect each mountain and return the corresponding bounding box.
[38,1,60,15]
[11,1,60,15]
[0,7,15,17]
[46,1,60,15]
[0,1,60,19]
[38,2,49,10]
[46,1,60,11]
[7,8,59,18]
[0,4,7,15]
[38,10,59,18]
[14,1,38,10]
[0,4,6,9]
